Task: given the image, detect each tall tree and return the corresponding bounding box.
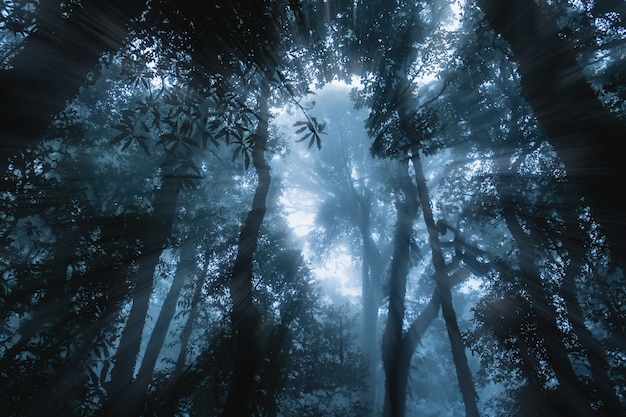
[410,150,480,417]
[380,159,419,417]
[221,72,272,417]
[476,0,626,264]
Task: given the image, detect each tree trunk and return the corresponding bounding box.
[0,219,80,374]
[381,159,418,417]
[361,253,379,415]
[258,321,292,417]
[105,183,181,417]
[561,240,624,416]
[132,237,197,414]
[355,187,384,416]
[153,265,208,417]
[220,75,272,417]
[411,151,480,417]
[476,0,626,264]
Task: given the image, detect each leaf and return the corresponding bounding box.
[109,132,127,145]
[295,125,308,134]
[181,136,199,147]
[157,133,177,145]
[152,112,161,129]
[189,162,202,176]
[295,132,312,143]
[112,124,130,133]
[232,146,241,162]
[121,139,133,151]
[244,153,250,170]
[100,360,110,381]
[231,128,243,141]
[137,136,151,155]
[180,119,193,136]
[122,109,134,122]
[293,121,308,127]
[88,365,99,386]
[215,128,228,139]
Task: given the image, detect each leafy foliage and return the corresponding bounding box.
[2,1,626,417]
[293,117,327,150]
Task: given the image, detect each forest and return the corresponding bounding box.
[1,0,626,416]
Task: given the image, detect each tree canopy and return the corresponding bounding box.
[1,1,625,416]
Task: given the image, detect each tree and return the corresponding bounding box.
[2,1,626,416]
[476,0,626,264]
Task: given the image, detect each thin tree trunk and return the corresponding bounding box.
[355,187,383,416]
[132,237,197,413]
[0,221,80,373]
[380,159,476,417]
[410,151,480,417]
[561,244,624,416]
[153,265,208,417]
[221,75,272,417]
[105,183,181,417]
[381,159,418,417]
[361,253,378,415]
[174,274,204,377]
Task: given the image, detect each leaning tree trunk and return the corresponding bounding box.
[220,75,272,417]
[132,237,197,414]
[559,221,624,416]
[476,0,626,264]
[410,151,480,417]
[154,263,208,417]
[381,159,418,417]
[104,181,182,417]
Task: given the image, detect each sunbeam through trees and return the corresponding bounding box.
[1,1,626,416]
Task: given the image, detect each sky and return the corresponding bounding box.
[267,0,474,303]
[273,78,370,300]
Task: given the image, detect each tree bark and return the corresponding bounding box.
[105,183,181,417]
[355,187,384,416]
[132,237,197,414]
[476,0,626,264]
[381,159,418,417]
[152,264,208,417]
[220,75,272,417]
[411,151,480,417]
[488,75,623,415]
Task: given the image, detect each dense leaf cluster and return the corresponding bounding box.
[1,1,626,417]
